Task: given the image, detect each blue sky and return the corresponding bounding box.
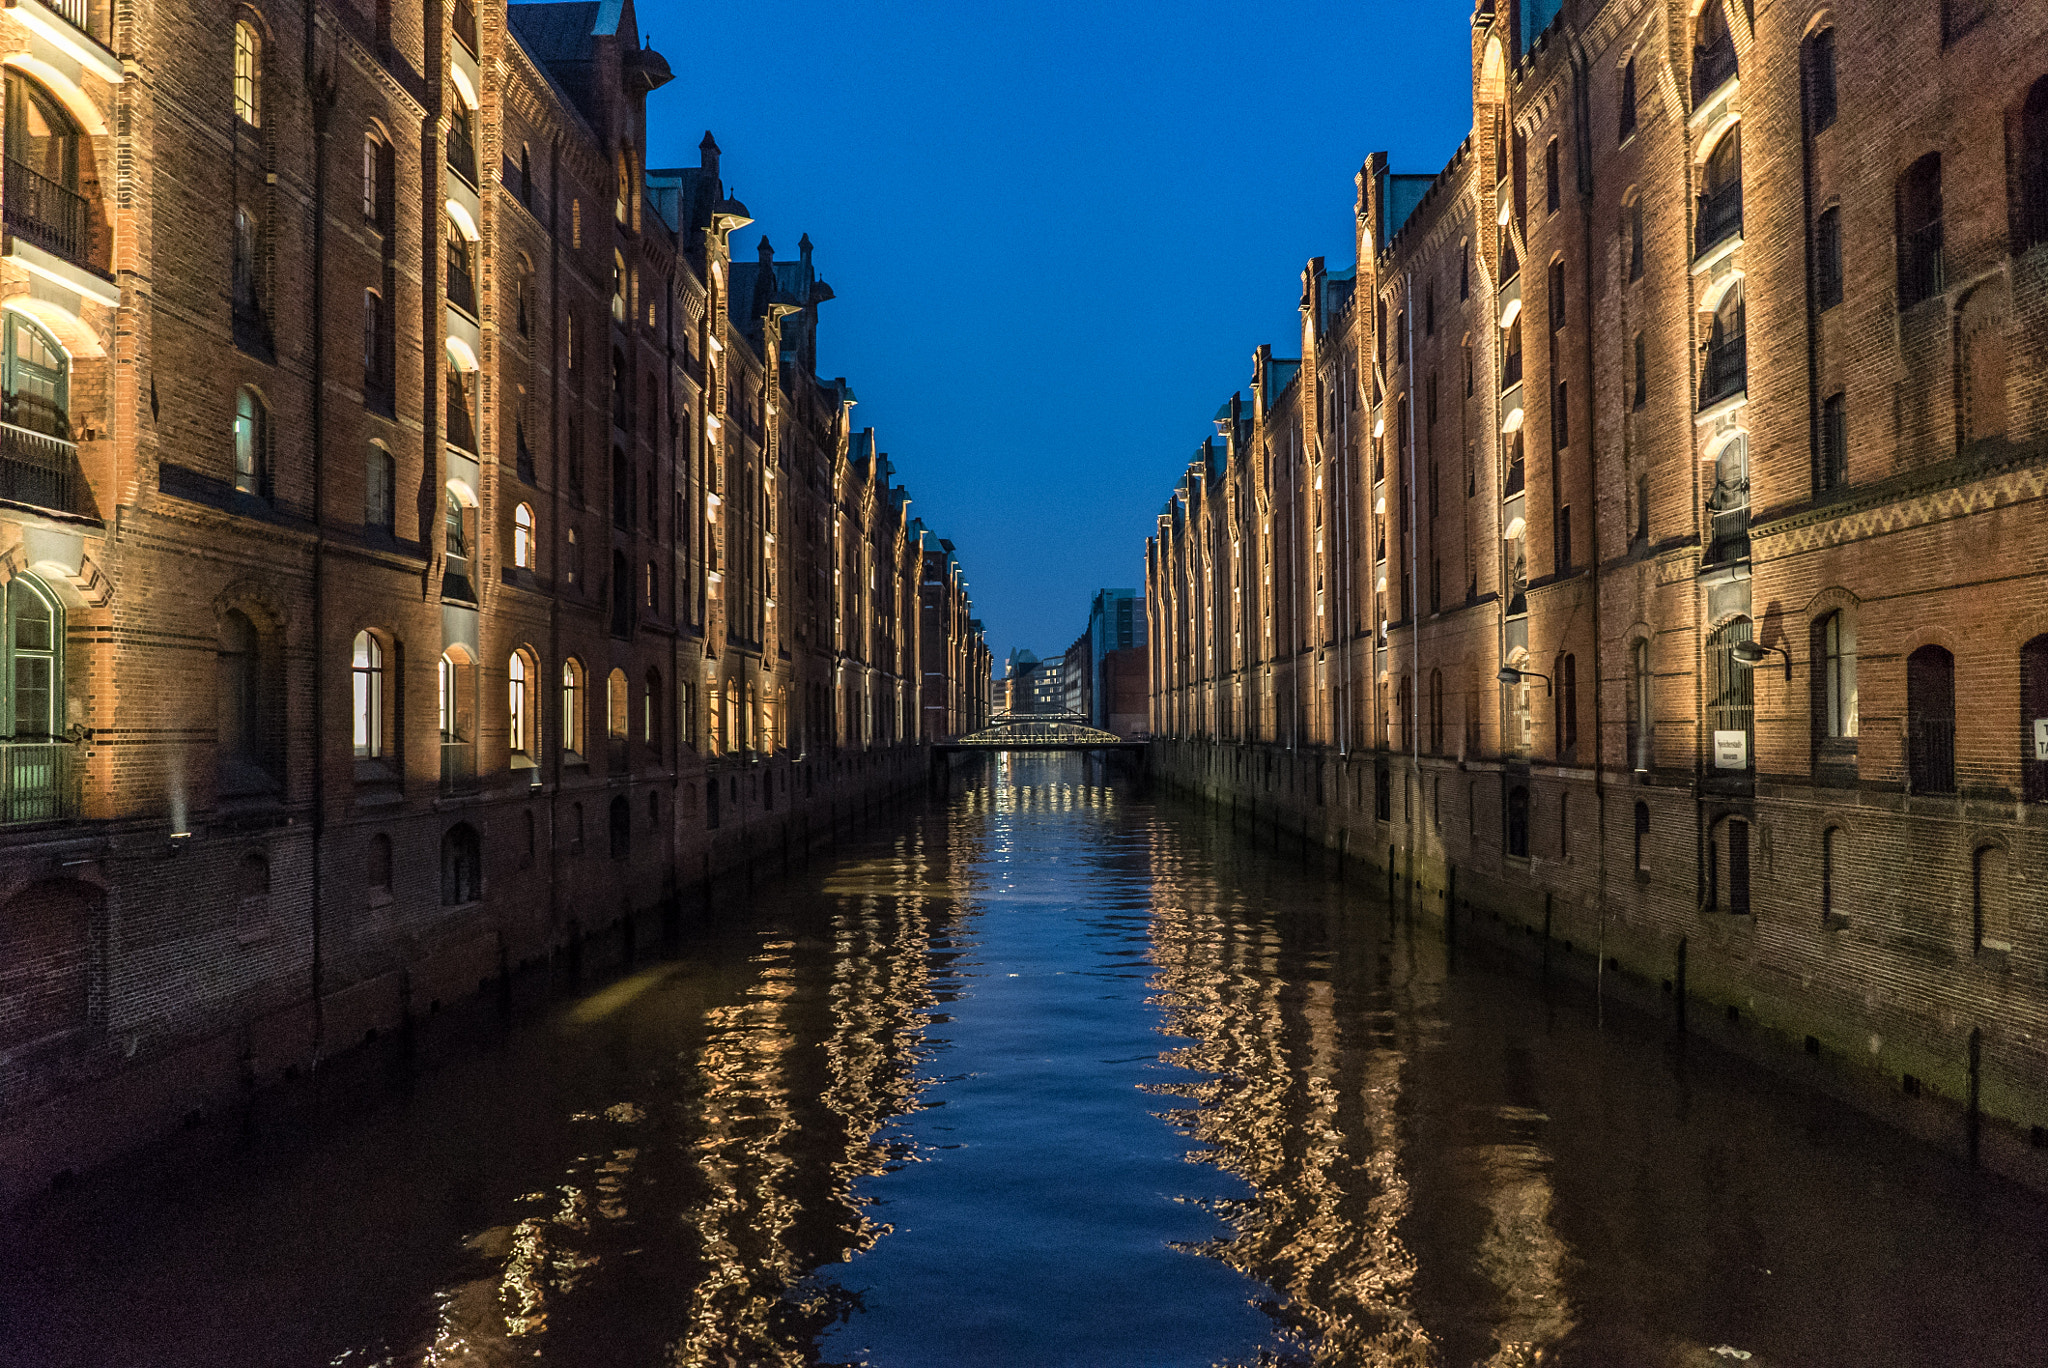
[641,0,1477,665]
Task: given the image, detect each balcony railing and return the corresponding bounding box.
[452,0,478,55]
[446,386,477,453]
[1693,42,1738,103]
[1696,182,1743,258]
[0,423,90,516]
[1899,223,1945,309]
[1700,333,1747,408]
[1908,717,1956,794]
[446,254,478,316]
[5,157,90,267]
[1705,475,1749,564]
[1,740,79,823]
[447,127,478,188]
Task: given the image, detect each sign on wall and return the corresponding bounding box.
[1714,730,1749,770]
[2035,717,2048,762]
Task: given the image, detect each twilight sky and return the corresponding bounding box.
[641,0,1477,667]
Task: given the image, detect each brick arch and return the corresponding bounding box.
[1801,584,1861,620]
[214,578,288,640]
[1897,622,1966,660]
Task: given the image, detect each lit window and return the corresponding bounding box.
[508,652,530,753]
[233,386,266,495]
[513,502,535,568]
[352,631,383,757]
[234,21,259,127]
[561,658,584,753]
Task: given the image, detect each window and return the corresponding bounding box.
[367,833,392,898]
[644,668,661,747]
[234,20,260,126]
[566,526,581,589]
[1628,198,1644,280]
[1548,258,1566,330]
[1544,139,1561,213]
[1805,27,1837,133]
[362,289,387,399]
[446,219,478,316]
[233,387,267,496]
[1820,827,1841,924]
[2017,77,2048,254]
[1974,846,2011,953]
[355,446,393,534]
[1897,153,1944,309]
[1619,57,1637,141]
[646,559,658,612]
[1711,817,1751,914]
[362,134,381,221]
[1820,392,1847,490]
[611,250,628,324]
[1459,242,1470,299]
[519,143,532,206]
[1693,0,1737,102]
[1558,653,1578,755]
[217,608,272,790]
[1428,669,1444,753]
[447,97,478,187]
[446,356,478,451]
[508,651,533,754]
[1506,784,1530,857]
[1463,336,1474,397]
[1557,503,1572,571]
[1634,801,1650,871]
[440,823,481,905]
[1552,380,1569,451]
[1424,281,1436,335]
[4,573,62,744]
[2020,635,2048,802]
[610,551,631,637]
[609,795,630,861]
[1395,310,1407,364]
[1906,645,1956,793]
[1816,205,1843,309]
[1632,333,1647,410]
[352,631,384,758]
[1702,283,1746,409]
[1699,127,1743,257]
[513,503,535,569]
[1374,765,1391,821]
[233,205,260,319]
[1706,619,1755,768]
[561,658,584,755]
[6,72,87,266]
[1628,639,1652,771]
[607,667,628,739]
[1814,610,1859,744]
[3,311,70,443]
[444,486,470,560]
[1504,316,1523,386]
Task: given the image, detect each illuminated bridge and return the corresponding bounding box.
[936,711,1146,755]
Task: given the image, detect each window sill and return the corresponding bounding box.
[1695,390,1748,427]
[1691,233,1742,276]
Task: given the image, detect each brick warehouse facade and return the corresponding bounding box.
[1147,0,2048,1176]
[0,0,988,1203]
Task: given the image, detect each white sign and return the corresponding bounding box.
[1714,730,1749,770]
[2035,718,2048,762]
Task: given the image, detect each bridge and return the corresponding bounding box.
[935,711,1146,755]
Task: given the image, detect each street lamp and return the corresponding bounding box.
[1729,638,1792,681]
[1496,664,1553,696]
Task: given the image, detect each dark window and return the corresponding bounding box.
[1820,391,1847,490]
[1634,800,1650,870]
[1702,283,1746,408]
[1559,653,1579,755]
[1821,827,1840,923]
[1693,0,1738,102]
[1699,127,1743,257]
[2015,77,2048,254]
[1805,28,1837,132]
[1374,765,1391,822]
[1557,504,1572,573]
[1504,317,1523,386]
[1906,644,1956,794]
[1463,338,1474,396]
[440,823,481,905]
[1897,153,1944,309]
[367,833,392,894]
[1429,669,1444,753]
[365,446,395,531]
[1396,310,1408,364]
[1632,332,1647,409]
[1552,380,1569,450]
[1460,244,1470,299]
[2021,635,2048,802]
[1548,258,1566,329]
[1619,58,1638,141]
[1628,199,1645,280]
[1545,139,1561,213]
[1726,819,1751,913]
[1816,205,1843,308]
[608,795,630,860]
[1507,784,1530,857]
[1425,281,1436,335]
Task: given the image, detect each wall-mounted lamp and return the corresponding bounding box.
[1729,638,1792,681]
[1496,664,1553,696]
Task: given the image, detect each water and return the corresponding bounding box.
[6,753,2047,1367]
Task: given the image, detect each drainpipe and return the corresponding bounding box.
[1572,39,1609,1008]
[303,7,333,1071]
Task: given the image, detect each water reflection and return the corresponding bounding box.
[5,755,2048,1368]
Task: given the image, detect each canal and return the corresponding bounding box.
[5,753,2046,1366]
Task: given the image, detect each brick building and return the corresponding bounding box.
[1147,0,2048,1169]
[0,0,986,1202]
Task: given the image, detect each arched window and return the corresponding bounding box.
[611,249,628,323]
[1692,0,1737,102]
[1709,815,1751,913]
[440,823,481,905]
[5,73,89,269]
[444,485,472,560]
[644,668,662,749]
[1706,619,1755,769]
[446,218,478,316]
[1428,668,1444,753]
[1619,56,1638,141]
[1804,27,1837,133]
[1906,645,1956,793]
[1897,153,1944,309]
[351,631,384,758]
[233,204,261,326]
[447,94,478,187]
[1699,126,1743,259]
[610,550,632,637]
[1705,431,1749,562]
[3,311,70,443]
[1544,138,1561,213]
[1503,315,1523,386]
[233,387,267,496]
[2021,634,2048,803]
[365,445,395,532]
[1629,638,1653,770]
[609,794,630,860]
[561,658,584,755]
[1974,845,2011,953]
[1821,826,1842,925]
[507,651,532,754]
[446,352,478,452]
[515,257,533,338]
[4,574,62,747]
[611,446,631,528]
[234,20,260,126]
[513,503,535,569]
[2017,77,2048,254]
[1506,784,1530,858]
[1813,610,1859,745]
[607,667,628,739]
[518,143,533,207]
[217,607,273,791]
[362,288,388,399]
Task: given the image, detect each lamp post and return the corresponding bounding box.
[1496,663,1553,696]
[1729,638,1792,681]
